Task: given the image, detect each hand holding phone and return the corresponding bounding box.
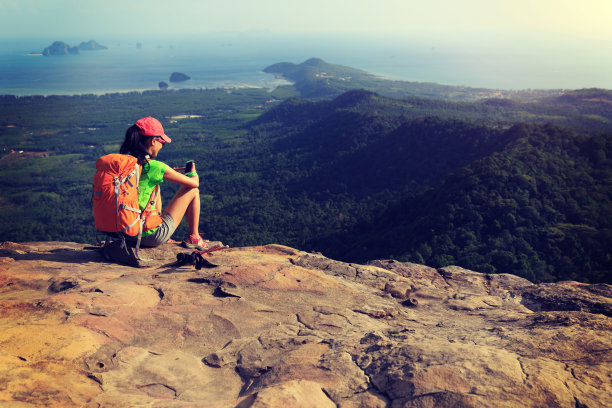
[184,160,194,174]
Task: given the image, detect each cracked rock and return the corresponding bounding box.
[0,242,609,407]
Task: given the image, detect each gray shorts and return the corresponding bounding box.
[139,213,176,247]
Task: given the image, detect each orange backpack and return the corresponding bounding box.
[92,154,163,258]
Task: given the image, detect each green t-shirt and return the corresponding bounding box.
[139,160,168,236]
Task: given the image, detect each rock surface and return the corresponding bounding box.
[0,241,610,407]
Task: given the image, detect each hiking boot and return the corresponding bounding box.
[181,234,209,250]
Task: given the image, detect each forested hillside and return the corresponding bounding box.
[245,92,611,283]
[1,80,611,283]
[313,123,611,283]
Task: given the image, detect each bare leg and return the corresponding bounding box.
[163,186,201,238]
[184,187,200,236]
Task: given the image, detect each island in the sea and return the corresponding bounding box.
[77,40,108,51]
[169,72,191,82]
[43,41,79,56]
[42,40,107,56]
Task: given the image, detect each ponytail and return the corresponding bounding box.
[120,124,150,169]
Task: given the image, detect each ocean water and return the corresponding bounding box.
[0,34,610,96]
[0,37,294,96]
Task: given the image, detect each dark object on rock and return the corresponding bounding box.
[169,72,190,82]
[42,41,79,56]
[213,285,241,298]
[158,81,169,90]
[402,297,419,307]
[48,279,78,293]
[101,240,139,267]
[176,251,218,269]
[77,40,108,51]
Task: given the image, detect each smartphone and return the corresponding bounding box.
[184,160,194,173]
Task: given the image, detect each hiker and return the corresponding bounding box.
[119,116,208,250]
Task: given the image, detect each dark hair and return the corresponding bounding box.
[120,124,151,167]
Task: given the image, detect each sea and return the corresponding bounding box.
[1,33,610,96]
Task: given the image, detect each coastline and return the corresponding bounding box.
[0,77,294,98]
[2,34,612,93]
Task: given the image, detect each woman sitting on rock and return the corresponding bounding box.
[120,116,208,250]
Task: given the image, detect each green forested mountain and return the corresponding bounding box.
[312,123,611,283]
[246,91,611,283]
[1,69,611,284]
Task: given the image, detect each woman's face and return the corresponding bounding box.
[147,136,165,158]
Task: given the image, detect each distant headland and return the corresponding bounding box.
[41,40,108,56]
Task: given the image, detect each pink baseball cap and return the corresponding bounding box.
[135,116,172,143]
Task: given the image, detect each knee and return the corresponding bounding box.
[180,185,199,196]
[189,187,200,198]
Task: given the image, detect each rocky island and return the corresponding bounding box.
[0,241,610,407]
[169,72,191,82]
[42,40,107,56]
[77,40,108,51]
[42,41,79,56]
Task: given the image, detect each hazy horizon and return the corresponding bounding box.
[1,0,610,39]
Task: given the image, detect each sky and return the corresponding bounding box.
[1,0,611,42]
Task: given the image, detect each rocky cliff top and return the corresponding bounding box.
[0,241,610,407]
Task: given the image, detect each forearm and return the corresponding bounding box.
[164,166,199,188]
